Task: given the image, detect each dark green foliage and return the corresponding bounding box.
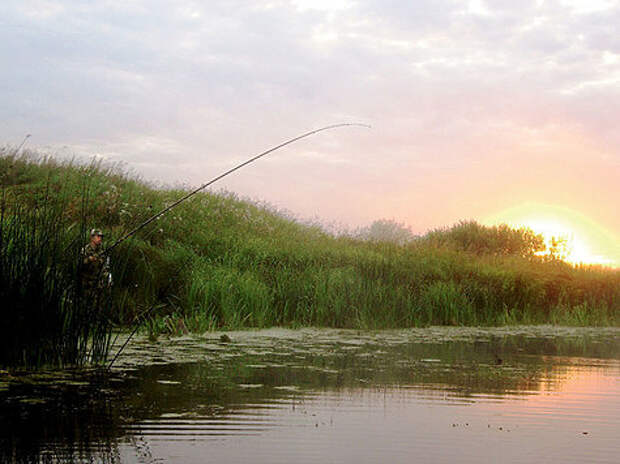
[0,156,113,368]
[422,220,546,257]
[1,148,618,344]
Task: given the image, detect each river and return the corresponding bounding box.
[1,326,618,463]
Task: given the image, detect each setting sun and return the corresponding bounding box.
[483,204,619,268]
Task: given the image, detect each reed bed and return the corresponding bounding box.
[0,153,113,368]
[1,148,618,352]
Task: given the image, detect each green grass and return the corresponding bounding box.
[1,147,618,351]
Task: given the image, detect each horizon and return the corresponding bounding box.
[6,145,618,269]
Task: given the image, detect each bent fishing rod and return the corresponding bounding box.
[104,123,370,254]
[14,134,31,155]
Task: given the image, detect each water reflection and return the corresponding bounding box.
[1,327,618,463]
[0,371,123,463]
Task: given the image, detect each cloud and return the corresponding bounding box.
[1,0,619,236]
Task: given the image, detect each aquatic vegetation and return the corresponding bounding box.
[0,153,113,368]
[2,327,618,463]
[0,148,618,345]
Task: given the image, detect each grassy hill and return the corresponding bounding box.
[1,148,618,365]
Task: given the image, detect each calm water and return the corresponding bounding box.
[1,327,619,463]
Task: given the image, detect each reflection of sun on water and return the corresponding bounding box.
[483,204,619,268]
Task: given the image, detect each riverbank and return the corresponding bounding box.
[1,148,618,367]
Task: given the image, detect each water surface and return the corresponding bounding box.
[1,326,619,463]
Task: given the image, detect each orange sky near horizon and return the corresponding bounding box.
[483,203,619,268]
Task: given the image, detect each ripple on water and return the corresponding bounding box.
[1,326,619,464]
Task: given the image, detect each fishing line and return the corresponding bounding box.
[107,303,160,369]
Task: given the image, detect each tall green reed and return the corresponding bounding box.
[0,158,113,368]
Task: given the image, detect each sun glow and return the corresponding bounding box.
[483,204,619,268]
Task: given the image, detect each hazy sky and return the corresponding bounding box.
[2,1,619,262]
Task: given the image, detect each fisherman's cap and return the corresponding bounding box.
[90,228,104,237]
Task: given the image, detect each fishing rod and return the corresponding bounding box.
[105,123,370,254]
[15,134,31,155]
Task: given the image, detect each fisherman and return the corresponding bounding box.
[80,228,112,305]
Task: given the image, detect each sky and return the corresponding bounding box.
[1,0,619,266]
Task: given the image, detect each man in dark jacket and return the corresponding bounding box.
[80,229,112,304]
